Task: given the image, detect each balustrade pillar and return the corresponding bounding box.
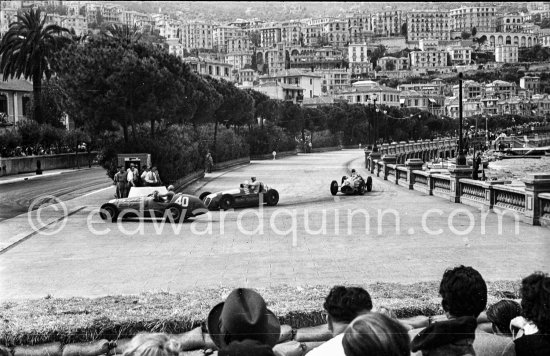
[449,166,472,203]
[369,152,382,174]
[523,173,550,225]
[405,158,424,190]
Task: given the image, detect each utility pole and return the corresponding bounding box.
[456,72,466,165]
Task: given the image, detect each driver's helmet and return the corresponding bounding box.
[244,180,249,185]
[153,190,159,200]
[167,185,174,191]
[351,169,356,174]
[251,177,256,182]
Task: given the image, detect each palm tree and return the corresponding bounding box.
[0,8,71,124]
[104,23,142,44]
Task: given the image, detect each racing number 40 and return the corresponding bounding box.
[174,196,189,207]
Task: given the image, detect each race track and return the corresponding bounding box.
[0,149,548,300]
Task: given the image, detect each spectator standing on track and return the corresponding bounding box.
[207,288,280,356]
[141,166,151,186]
[504,272,550,356]
[342,313,410,356]
[127,163,139,190]
[113,166,127,198]
[123,333,180,356]
[409,265,512,356]
[151,167,162,186]
[306,286,373,356]
[205,151,214,173]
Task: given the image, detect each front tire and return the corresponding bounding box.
[366,176,373,192]
[219,194,235,210]
[265,189,279,206]
[330,180,339,196]
[99,204,118,222]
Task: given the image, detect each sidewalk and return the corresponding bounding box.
[0,167,96,185]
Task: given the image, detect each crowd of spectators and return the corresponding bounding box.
[119,267,549,356]
[4,144,87,157]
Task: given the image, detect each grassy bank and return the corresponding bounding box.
[0,281,520,347]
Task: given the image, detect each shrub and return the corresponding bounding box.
[197,124,250,162]
[0,129,22,157]
[247,125,296,155]
[311,130,339,148]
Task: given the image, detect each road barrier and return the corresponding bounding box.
[0,152,98,177]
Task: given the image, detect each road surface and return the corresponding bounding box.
[0,150,548,300]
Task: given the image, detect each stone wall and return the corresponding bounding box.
[0,152,98,177]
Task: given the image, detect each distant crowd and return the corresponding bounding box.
[5,144,87,157]
[113,163,163,198]
[120,267,548,356]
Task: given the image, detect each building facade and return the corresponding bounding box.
[495,44,518,63]
[407,10,450,41]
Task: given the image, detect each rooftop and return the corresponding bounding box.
[0,79,32,92]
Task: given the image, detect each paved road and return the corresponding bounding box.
[0,167,111,222]
[0,150,548,300]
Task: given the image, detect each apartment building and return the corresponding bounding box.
[377,56,409,71]
[450,6,497,33]
[315,68,351,94]
[446,46,472,65]
[259,26,282,48]
[407,10,450,41]
[225,52,253,70]
[181,21,214,50]
[1,7,19,36]
[348,43,368,64]
[213,25,244,52]
[452,80,483,98]
[495,44,518,63]
[322,20,348,48]
[486,80,517,99]
[520,76,541,95]
[303,25,322,46]
[182,57,233,81]
[375,11,403,37]
[227,37,250,53]
[281,21,303,46]
[409,50,448,69]
[337,80,401,107]
[259,69,322,99]
[496,14,524,33]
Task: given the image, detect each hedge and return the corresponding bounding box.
[0,281,520,347]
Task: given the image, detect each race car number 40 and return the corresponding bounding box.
[174,196,189,207]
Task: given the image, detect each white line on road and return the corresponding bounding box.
[81,186,113,198]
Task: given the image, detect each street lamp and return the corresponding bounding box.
[456,72,467,165]
[372,94,378,152]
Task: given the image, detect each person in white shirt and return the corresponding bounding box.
[306,286,373,356]
[127,164,139,188]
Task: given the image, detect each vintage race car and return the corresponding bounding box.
[199,182,279,210]
[99,192,207,222]
[330,175,372,195]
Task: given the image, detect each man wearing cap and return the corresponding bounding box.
[207,288,279,356]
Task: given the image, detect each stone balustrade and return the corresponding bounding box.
[366,155,550,228]
[365,138,457,168]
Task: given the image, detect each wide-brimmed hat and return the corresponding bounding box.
[207,288,280,348]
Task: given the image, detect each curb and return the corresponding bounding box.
[0,206,86,255]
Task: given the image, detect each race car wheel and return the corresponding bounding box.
[199,191,211,202]
[219,194,235,210]
[330,180,339,196]
[99,204,118,222]
[366,176,373,192]
[358,181,366,195]
[166,204,183,222]
[265,189,279,206]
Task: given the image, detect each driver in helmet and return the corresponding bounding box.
[156,185,175,202]
[347,169,362,188]
[240,180,250,194]
[249,176,261,193]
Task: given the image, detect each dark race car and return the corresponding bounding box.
[199,181,279,210]
[99,192,207,222]
[330,174,372,196]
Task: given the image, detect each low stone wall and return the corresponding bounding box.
[212,156,250,171]
[0,152,98,177]
[172,170,205,192]
[251,150,298,160]
[310,146,342,153]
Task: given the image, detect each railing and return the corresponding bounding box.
[396,166,408,182]
[387,164,396,179]
[413,172,428,187]
[493,185,526,212]
[378,138,456,156]
[460,180,486,203]
[432,174,451,193]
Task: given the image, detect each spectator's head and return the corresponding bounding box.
[130,163,135,168]
[152,166,157,172]
[486,300,522,336]
[167,185,174,191]
[207,288,280,349]
[323,286,373,334]
[123,333,180,356]
[439,265,487,318]
[342,313,410,356]
[520,271,550,335]
[118,166,123,172]
[251,177,256,182]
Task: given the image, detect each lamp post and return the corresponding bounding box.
[456,72,467,165]
[372,94,378,152]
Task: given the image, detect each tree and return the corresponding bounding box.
[369,45,386,68]
[471,27,477,37]
[461,31,471,40]
[248,30,261,48]
[0,8,71,124]
[385,61,396,71]
[401,23,407,37]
